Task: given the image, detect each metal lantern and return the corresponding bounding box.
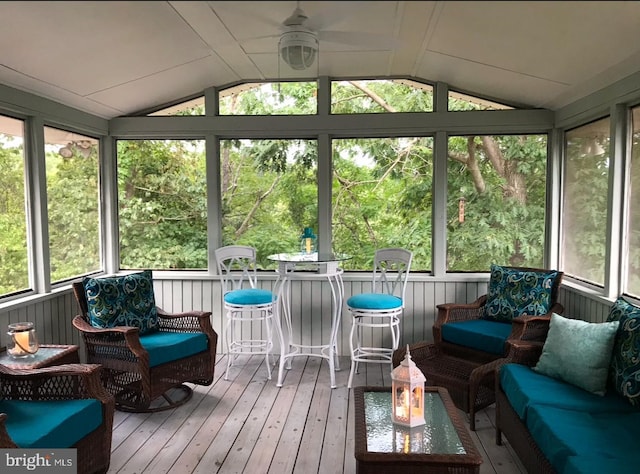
[7,322,39,358]
[391,345,426,427]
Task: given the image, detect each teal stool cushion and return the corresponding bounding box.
[0,399,102,448]
[224,288,274,306]
[140,331,208,367]
[347,293,402,310]
[441,319,512,355]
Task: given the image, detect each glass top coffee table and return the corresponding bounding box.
[353,386,482,473]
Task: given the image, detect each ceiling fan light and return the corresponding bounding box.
[279,30,318,71]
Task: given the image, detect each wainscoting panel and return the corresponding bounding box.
[0,278,615,361]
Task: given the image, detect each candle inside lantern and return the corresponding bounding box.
[13,331,29,356]
[7,322,39,359]
[403,434,410,454]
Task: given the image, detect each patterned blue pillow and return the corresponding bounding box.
[607,297,640,406]
[83,270,159,335]
[483,264,559,323]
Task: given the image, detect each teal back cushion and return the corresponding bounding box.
[533,313,619,395]
[83,270,159,335]
[483,264,559,323]
[0,399,102,448]
[607,297,640,406]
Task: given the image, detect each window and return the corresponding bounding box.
[448,91,514,111]
[332,137,433,271]
[447,134,548,271]
[331,79,433,113]
[147,97,205,116]
[219,138,318,269]
[562,118,611,286]
[117,139,207,269]
[0,115,29,296]
[625,107,640,297]
[219,82,318,116]
[45,127,101,282]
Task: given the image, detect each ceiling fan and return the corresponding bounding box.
[240,2,400,73]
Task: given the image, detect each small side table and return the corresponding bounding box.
[0,344,80,369]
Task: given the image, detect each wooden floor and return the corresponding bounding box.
[107,354,526,474]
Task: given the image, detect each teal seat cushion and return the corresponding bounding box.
[500,364,635,421]
[526,404,640,474]
[483,264,559,323]
[564,455,640,474]
[0,399,102,448]
[83,270,159,335]
[607,297,640,406]
[533,313,619,395]
[224,288,274,306]
[441,319,512,355]
[140,331,208,367]
[347,293,402,310]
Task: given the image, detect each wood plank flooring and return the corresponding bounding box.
[107,354,526,473]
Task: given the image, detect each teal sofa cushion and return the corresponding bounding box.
[500,364,635,421]
[347,293,402,310]
[83,270,159,335]
[0,399,102,448]
[533,313,619,395]
[441,319,512,355]
[526,404,640,474]
[140,331,208,367]
[483,264,559,323]
[224,288,275,306]
[607,297,640,406]
[564,455,640,474]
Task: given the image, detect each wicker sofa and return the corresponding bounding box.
[496,298,640,474]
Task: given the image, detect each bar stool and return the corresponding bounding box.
[347,248,413,388]
[214,245,278,380]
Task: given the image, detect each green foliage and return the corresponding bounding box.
[118,140,207,269]
[0,139,29,294]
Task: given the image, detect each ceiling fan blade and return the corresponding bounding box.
[318,31,401,50]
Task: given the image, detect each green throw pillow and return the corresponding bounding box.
[533,313,619,395]
[483,264,559,323]
[83,270,159,335]
[607,297,640,406]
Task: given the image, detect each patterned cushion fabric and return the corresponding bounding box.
[83,270,159,335]
[607,297,640,406]
[533,313,619,395]
[483,264,559,323]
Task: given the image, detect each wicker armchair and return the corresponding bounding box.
[394,266,563,430]
[433,267,564,363]
[72,281,218,413]
[0,363,114,474]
